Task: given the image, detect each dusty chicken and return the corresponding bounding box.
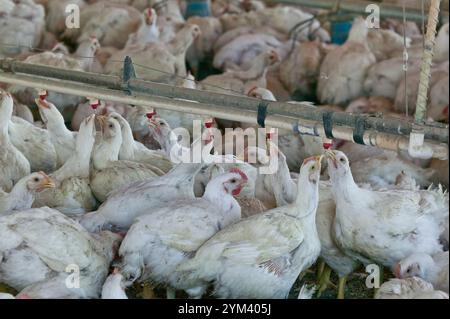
[394,251,449,293]
[0,0,45,58]
[326,150,447,269]
[23,37,101,72]
[0,172,55,215]
[0,92,30,192]
[8,115,58,173]
[80,162,204,232]
[177,156,322,298]
[33,115,98,215]
[119,169,247,298]
[219,6,327,41]
[105,24,201,84]
[213,33,288,71]
[107,112,173,173]
[199,50,279,95]
[375,277,449,299]
[213,26,287,54]
[278,40,330,99]
[35,98,77,168]
[62,1,141,49]
[0,207,122,298]
[90,116,163,202]
[394,61,449,120]
[367,28,410,61]
[317,17,376,105]
[186,16,223,75]
[364,56,421,100]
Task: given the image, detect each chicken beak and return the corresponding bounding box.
[39,175,56,191]
[96,115,107,127]
[325,149,338,169]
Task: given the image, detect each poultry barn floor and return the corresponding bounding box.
[0,266,383,300]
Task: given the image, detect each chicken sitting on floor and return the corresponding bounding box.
[394,251,449,293]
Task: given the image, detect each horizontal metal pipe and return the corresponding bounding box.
[1,70,447,159]
[0,59,448,144]
[269,0,449,23]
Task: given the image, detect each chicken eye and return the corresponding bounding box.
[340,158,346,163]
[311,165,316,170]
[406,268,411,273]
[230,179,237,183]
[109,124,114,128]
[34,177,40,182]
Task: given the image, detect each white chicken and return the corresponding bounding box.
[317,17,376,105]
[0,172,55,215]
[35,98,77,168]
[8,116,58,173]
[325,150,447,269]
[0,92,30,192]
[101,269,128,299]
[125,8,160,48]
[375,277,449,299]
[90,116,163,202]
[0,207,122,298]
[177,155,322,298]
[119,169,248,298]
[81,163,204,232]
[107,112,173,173]
[394,251,449,293]
[33,115,98,215]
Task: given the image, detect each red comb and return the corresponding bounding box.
[229,168,248,181]
[147,8,152,16]
[146,111,157,119]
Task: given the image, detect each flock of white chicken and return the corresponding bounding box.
[0,0,449,299]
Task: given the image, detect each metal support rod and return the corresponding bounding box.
[0,67,447,159]
[0,59,448,144]
[267,0,449,23]
[415,0,441,123]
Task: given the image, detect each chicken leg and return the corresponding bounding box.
[337,276,347,299]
